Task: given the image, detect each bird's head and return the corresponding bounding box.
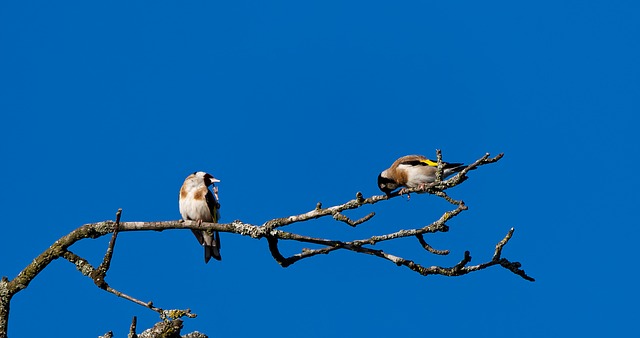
[377,170,398,194]
[193,171,220,187]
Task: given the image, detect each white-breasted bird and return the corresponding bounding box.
[377,155,469,195]
[179,171,222,263]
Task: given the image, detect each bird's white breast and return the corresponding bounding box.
[399,164,436,188]
[179,191,215,222]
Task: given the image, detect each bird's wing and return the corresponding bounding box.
[205,187,220,223]
[394,155,438,167]
[191,229,205,246]
[205,187,222,260]
[396,155,464,170]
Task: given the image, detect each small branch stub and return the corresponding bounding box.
[128,316,138,338]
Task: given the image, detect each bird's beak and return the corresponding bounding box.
[212,178,221,183]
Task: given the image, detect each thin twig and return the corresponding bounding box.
[91,208,122,289]
[493,227,514,261]
[332,211,375,227]
[435,149,444,182]
[99,208,122,272]
[61,250,197,319]
[266,236,289,266]
[454,229,535,281]
[263,194,387,231]
[432,190,463,205]
[416,234,450,255]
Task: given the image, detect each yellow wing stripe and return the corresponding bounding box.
[419,159,438,167]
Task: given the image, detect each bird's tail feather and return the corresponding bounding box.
[204,231,222,263]
[446,163,477,172]
[444,162,464,170]
[442,163,476,179]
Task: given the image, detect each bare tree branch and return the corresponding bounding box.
[0,151,532,338]
[261,201,532,280]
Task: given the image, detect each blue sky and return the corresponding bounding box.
[1,1,638,337]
